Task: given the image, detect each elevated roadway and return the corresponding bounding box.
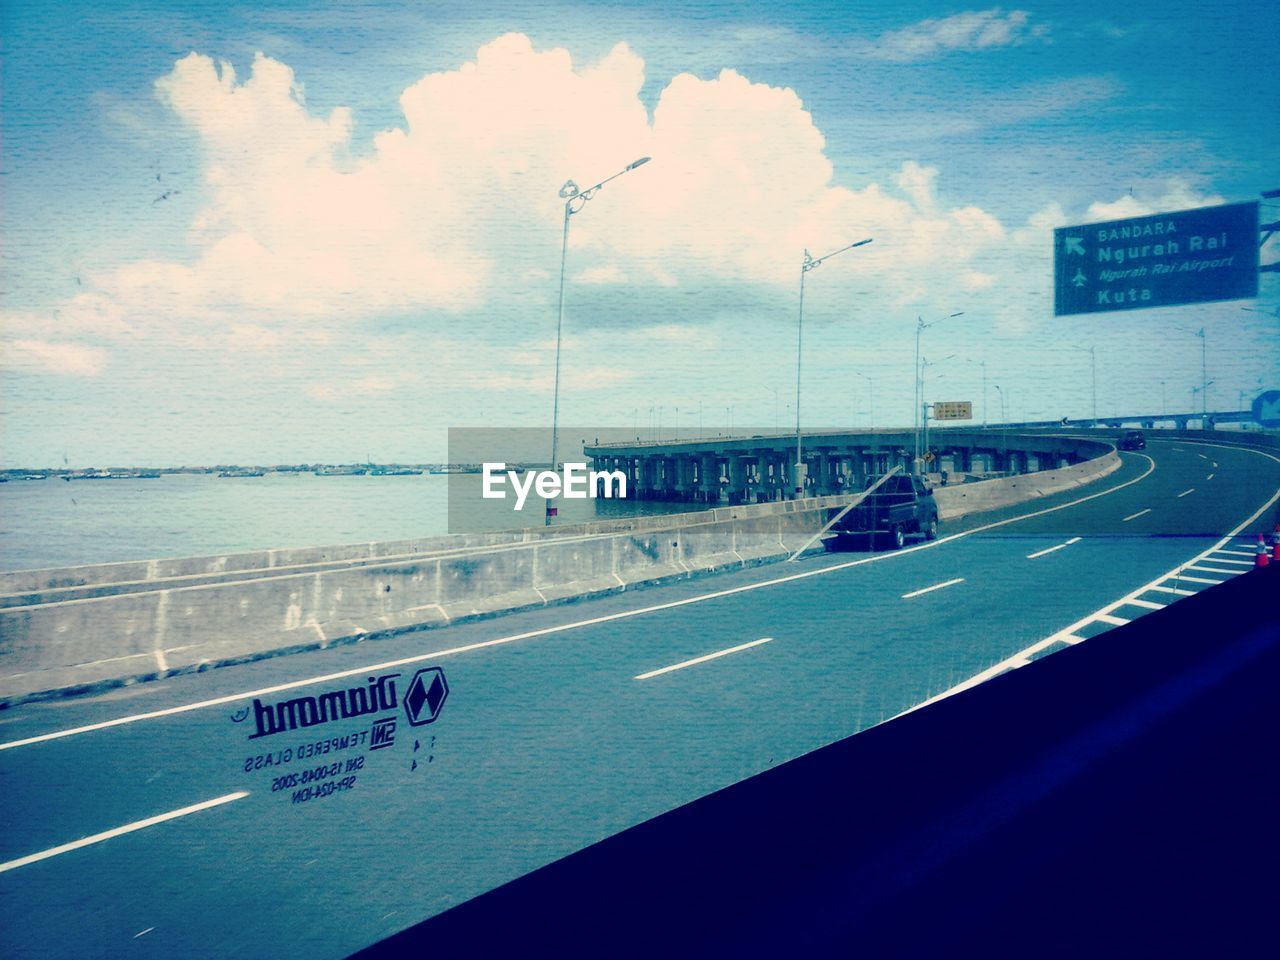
[0,437,1277,959]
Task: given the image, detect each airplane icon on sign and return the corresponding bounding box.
[1072,269,1087,287]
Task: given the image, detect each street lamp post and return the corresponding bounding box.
[548,156,651,524]
[914,312,963,465]
[1192,381,1215,425]
[918,357,953,471]
[1072,345,1096,426]
[794,238,873,498]
[994,383,1007,466]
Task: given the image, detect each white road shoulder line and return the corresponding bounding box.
[634,638,772,680]
[0,791,248,875]
[1177,488,1195,498]
[901,578,964,599]
[1121,509,1151,522]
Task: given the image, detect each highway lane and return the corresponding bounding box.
[1,437,1277,958]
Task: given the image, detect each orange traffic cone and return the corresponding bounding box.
[1255,535,1271,568]
[1273,532,1280,563]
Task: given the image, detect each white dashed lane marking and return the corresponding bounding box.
[1122,509,1151,522]
[901,578,964,599]
[1027,537,1081,559]
[0,791,248,875]
[634,638,773,680]
[1177,488,1196,498]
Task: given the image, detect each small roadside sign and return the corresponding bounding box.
[1054,201,1259,316]
[933,401,973,421]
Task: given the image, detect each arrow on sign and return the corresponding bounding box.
[1072,269,1087,287]
[1065,236,1085,255]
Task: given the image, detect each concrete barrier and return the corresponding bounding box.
[0,445,1120,704]
[933,448,1121,519]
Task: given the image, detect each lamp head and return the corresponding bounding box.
[559,180,580,199]
[627,157,652,171]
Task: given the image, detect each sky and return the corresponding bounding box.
[2,0,1277,467]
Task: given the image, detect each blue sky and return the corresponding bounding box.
[2,0,1276,466]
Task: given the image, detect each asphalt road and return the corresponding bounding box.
[1,437,1277,959]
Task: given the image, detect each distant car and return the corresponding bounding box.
[1119,430,1146,450]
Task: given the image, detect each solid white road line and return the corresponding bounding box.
[1217,548,1256,557]
[901,578,964,599]
[1175,575,1226,585]
[0,791,248,875]
[634,638,772,680]
[1096,613,1131,626]
[1061,634,1089,644]
[1150,585,1197,596]
[1177,488,1196,498]
[1206,556,1254,566]
[1185,565,1244,576]
[1125,598,1166,610]
[0,453,1181,754]
[1121,509,1151,522]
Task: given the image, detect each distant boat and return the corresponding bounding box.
[313,467,367,476]
[219,470,265,478]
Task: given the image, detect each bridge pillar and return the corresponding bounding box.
[698,454,718,503]
[727,455,746,504]
[815,451,832,495]
[675,456,695,501]
[638,456,656,499]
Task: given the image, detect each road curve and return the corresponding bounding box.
[1,437,1277,959]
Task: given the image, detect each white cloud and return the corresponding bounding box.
[1084,178,1226,222]
[574,264,628,285]
[2,33,1042,386]
[2,339,107,376]
[865,9,1048,62]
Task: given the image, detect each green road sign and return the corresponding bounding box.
[1054,201,1259,317]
